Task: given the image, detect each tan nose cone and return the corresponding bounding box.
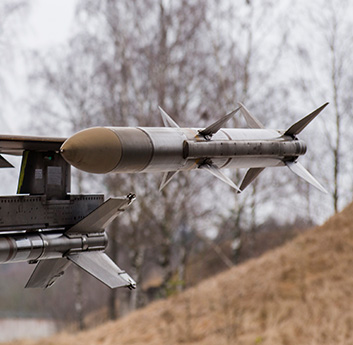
[60,127,122,174]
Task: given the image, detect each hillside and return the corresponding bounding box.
[5,202,353,345]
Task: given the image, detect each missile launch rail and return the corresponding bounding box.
[0,146,136,289]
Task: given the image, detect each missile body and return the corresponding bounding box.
[60,103,328,193]
[61,127,306,173]
[0,232,107,264]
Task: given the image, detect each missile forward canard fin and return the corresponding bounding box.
[238,168,265,193]
[198,107,240,138]
[238,103,265,129]
[199,161,241,192]
[159,171,179,191]
[159,107,180,128]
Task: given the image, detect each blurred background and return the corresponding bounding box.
[0,0,353,342]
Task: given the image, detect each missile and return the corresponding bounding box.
[0,232,107,264]
[60,103,329,193]
[0,195,137,289]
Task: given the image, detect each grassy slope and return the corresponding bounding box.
[6,202,353,345]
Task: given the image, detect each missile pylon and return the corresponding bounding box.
[0,194,137,289]
[60,103,329,193]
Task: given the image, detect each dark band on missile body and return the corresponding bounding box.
[136,127,155,171]
[109,128,153,172]
[5,237,15,262]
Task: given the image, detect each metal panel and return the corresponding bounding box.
[221,128,281,141]
[17,151,71,199]
[66,195,135,235]
[0,194,104,232]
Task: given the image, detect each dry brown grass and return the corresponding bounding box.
[6,202,353,345]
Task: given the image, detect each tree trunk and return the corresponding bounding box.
[73,267,85,330]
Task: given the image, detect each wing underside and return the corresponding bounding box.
[0,135,66,156]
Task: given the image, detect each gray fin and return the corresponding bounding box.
[159,171,179,191]
[284,102,329,137]
[239,168,265,193]
[286,161,327,193]
[68,252,136,289]
[198,108,240,138]
[199,162,240,192]
[25,258,71,289]
[238,103,265,129]
[66,195,135,235]
[0,155,14,168]
[158,106,180,128]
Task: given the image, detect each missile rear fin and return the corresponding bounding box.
[25,258,71,288]
[284,102,329,137]
[236,103,328,193]
[68,252,136,289]
[26,252,137,289]
[286,161,327,193]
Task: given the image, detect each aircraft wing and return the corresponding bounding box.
[0,134,66,156]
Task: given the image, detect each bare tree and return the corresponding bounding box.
[294,0,353,213]
[0,1,28,131]
[199,0,298,258]
[26,0,336,325]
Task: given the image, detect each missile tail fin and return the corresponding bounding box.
[158,107,180,128]
[68,252,136,289]
[284,102,329,137]
[286,161,327,193]
[198,107,240,138]
[239,168,265,192]
[200,162,241,192]
[25,258,72,288]
[159,171,179,191]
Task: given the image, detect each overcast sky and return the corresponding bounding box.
[27,0,76,48]
[1,0,76,194]
[3,0,76,134]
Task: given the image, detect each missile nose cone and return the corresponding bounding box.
[61,127,122,174]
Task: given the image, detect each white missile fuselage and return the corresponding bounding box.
[61,126,306,174]
[60,103,328,193]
